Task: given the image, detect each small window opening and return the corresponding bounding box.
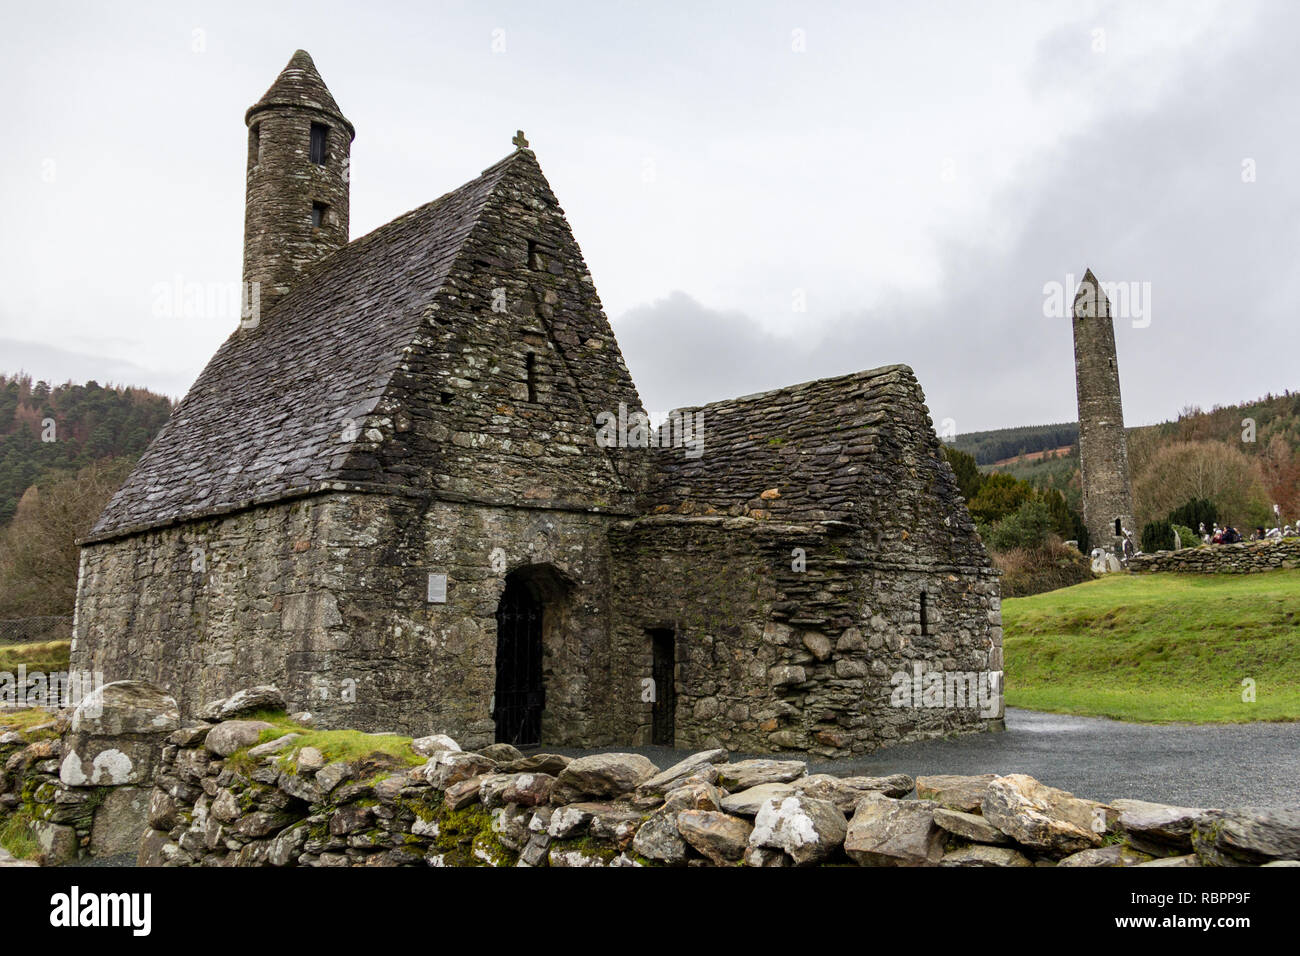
[310,123,328,166]
[527,240,543,270]
[525,352,538,403]
[311,202,328,229]
[440,392,454,406]
[1115,518,1123,536]
[249,123,261,166]
[920,590,929,636]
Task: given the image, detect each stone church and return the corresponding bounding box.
[71,51,1002,756]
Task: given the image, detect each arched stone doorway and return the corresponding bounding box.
[492,564,573,746]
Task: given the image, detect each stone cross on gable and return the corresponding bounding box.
[512,130,529,150]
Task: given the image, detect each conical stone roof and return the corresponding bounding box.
[245,49,354,137]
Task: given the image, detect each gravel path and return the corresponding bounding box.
[551,708,1300,809]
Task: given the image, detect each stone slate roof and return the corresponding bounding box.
[246,50,353,135]
[642,364,932,526]
[88,152,528,541]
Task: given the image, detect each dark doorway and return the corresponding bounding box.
[649,628,676,746]
[494,578,544,746]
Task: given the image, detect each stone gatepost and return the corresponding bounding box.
[58,680,180,858]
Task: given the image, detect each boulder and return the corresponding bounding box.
[315,761,352,795]
[933,807,1010,845]
[501,753,571,776]
[33,821,79,865]
[981,774,1108,856]
[476,742,523,762]
[548,803,597,839]
[502,773,556,808]
[1058,845,1154,867]
[204,720,275,757]
[1113,798,1217,854]
[743,845,790,867]
[444,775,485,810]
[425,751,498,789]
[792,773,915,812]
[916,773,998,812]
[248,733,302,758]
[1192,807,1300,865]
[663,780,725,813]
[197,685,284,722]
[631,806,689,864]
[70,681,180,736]
[749,793,847,866]
[587,804,645,848]
[296,747,326,774]
[717,759,807,790]
[940,845,1033,867]
[845,793,944,867]
[412,734,461,757]
[553,753,659,800]
[86,785,150,858]
[59,737,159,787]
[721,782,800,817]
[678,810,753,865]
[637,749,728,795]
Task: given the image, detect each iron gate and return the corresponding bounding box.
[494,581,544,746]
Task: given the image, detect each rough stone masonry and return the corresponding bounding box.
[70,50,1002,757]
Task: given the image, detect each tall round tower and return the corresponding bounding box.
[242,50,354,318]
[1071,269,1135,554]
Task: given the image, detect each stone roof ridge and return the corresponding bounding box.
[683,363,915,413]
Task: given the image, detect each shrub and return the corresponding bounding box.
[968,472,1035,525]
[993,541,1094,597]
[989,500,1055,551]
[1141,519,1177,553]
[1171,524,1200,549]
[1168,498,1217,534]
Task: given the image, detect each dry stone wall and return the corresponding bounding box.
[130,688,1297,869]
[1128,538,1300,574]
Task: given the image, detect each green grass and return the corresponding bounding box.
[1003,569,1300,723]
[0,707,61,735]
[234,710,424,768]
[0,811,38,861]
[0,640,71,674]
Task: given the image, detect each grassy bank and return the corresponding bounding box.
[0,640,71,674]
[1003,569,1300,722]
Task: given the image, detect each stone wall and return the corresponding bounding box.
[73,492,622,747]
[1128,539,1300,574]
[134,700,1299,868]
[608,515,1003,758]
[0,682,179,864]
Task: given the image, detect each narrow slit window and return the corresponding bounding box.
[920,590,929,636]
[310,123,328,165]
[527,240,542,270]
[525,352,538,403]
[311,202,328,228]
[249,123,261,167]
[1115,518,1122,536]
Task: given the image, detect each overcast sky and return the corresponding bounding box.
[2,0,1296,434]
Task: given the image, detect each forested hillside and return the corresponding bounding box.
[948,389,1300,538]
[948,422,1079,465]
[0,374,173,525]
